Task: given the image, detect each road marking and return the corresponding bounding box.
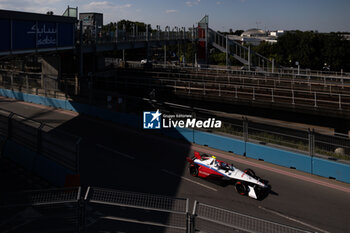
[258,206,330,233]
[96,144,136,160]
[192,145,350,194]
[161,169,218,192]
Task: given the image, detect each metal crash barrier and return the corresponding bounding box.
[0,186,311,233]
[191,201,310,233]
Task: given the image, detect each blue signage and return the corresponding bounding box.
[1,18,75,53]
[58,23,74,47]
[0,19,10,51]
[12,20,36,50]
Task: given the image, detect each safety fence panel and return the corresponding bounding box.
[84,187,189,233]
[0,187,81,233]
[41,124,81,172]
[314,131,350,163]
[247,121,310,155]
[192,201,310,233]
[0,109,10,137]
[0,107,81,173]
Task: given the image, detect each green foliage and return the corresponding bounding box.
[117,20,152,32]
[253,31,350,71]
[209,52,227,65]
[103,20,152,33]
[233,30,244,36]
[102,22,117,33]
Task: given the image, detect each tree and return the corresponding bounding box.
[233,30,244,36]
[116,20,152,32]
[253,31,350,71]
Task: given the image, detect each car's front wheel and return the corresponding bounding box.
[235,181,248,195]
[189,165,199,177]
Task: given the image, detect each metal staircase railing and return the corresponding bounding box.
[208,28,274,71]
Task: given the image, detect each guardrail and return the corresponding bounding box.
[84,187,189,233]
[192,201,309,233]
[0,187,311,233]
[81,27,196,46]
[0,187,82,233]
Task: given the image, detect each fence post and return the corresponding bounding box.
[192,110,196,143]
[76,137,82,175]
[7,112,14,139]
[308,129,315,174]
[25,74,29,92]
[75,74,79,96]
[271,89,274,103]
[314,92,317,108]
[78,187,86,233]
[10,73,13,89]
[37,123,44,154]
[243,117,248,156]
[190,200,198,233]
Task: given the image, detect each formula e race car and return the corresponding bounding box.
[186,152,269,199]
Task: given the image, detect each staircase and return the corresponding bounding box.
[208,28,273,71]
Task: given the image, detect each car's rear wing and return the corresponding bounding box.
[194,151,201,159]
[186,151,202,164]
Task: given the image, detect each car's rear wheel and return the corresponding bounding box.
[189,165,199,177]
[244,168,256,178]
[235,181,248,195]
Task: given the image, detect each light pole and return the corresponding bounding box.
[156,25,160,40]
[164,26,170,66]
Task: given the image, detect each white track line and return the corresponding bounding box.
[96,144,136,160]
[161,169,218,192]
[259,206,330,233]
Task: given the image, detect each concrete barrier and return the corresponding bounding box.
[193,130,246,156]
[312,157,350,183]
[246,142,312,173]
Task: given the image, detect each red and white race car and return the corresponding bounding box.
[186,152,269,199]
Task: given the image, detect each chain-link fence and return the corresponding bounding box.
[0,187,82,233]
[0,107,81,173]
[192,201,310,233]
[193,113,350,163]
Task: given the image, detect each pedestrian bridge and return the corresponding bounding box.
[0,9,272,71]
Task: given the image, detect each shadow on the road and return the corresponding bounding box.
[0,95,192,232]
[48,101,192,232]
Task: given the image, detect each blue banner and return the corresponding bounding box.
[58,23,74,47]
[0,19,10,51]
[12,20,36,50]
[8,20,75,52]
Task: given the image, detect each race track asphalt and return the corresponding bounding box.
[1,96,349,233]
